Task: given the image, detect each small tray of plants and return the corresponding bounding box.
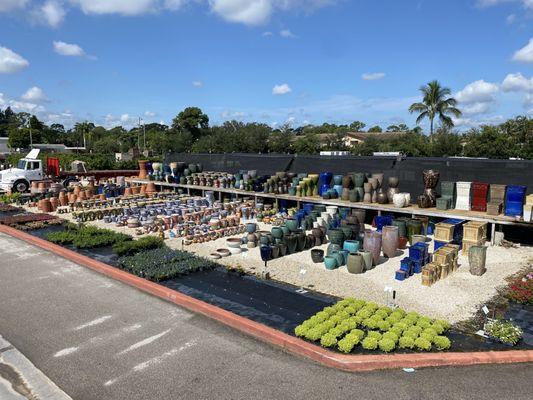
[46,223,131,249]
[295,298,452,354]
[483,318,523,347]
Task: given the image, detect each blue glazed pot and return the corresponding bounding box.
[324,256,338,270]
[333,185,343,197]
[246,223,257,233]
[333,175,343,185]
[260,245,272,262]
[332,251,344,267]
[327,243,341,255]
[343,239,360,253]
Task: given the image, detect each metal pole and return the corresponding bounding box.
[143,120,146,153]
[29,119,32,149]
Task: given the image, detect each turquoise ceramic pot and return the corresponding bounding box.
[280,225,290,236]
[343,239,360,253]
[324,256,338,270]
[333,175,343,185]
[271,226,284,239]
[332,251,344,267]
[286,218,299,232]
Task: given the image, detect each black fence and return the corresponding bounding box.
[165,153,533,197]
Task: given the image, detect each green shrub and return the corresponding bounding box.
[341,318,358,330]
[374,309,389,319]
[414,337,432,351]
[399,336,415,349]
[386,315,402,325]
[362,318,378,330]
[419,333,433,342]
[407,325,422,336]
[376,320,391,332]
[422,328,437,340]
[328,327,344,338]
[378,338,396,352]
[352,300,366,310]
[435,319,451,331]
[382,331,399,344]
[329,315,342,325]
[112,236,164,256]
[366,331,382,340]
[305,327,322,341]
[350,329,365,340]
[320,333,338,348]
[356,308,373,319]
[484,319,523,345]
[315,311,329,322]
[431,323,445,335]
[392,309,406,318]
[393,321,408,331]
[47,224,131,249]
[416,317,432,329]
[403,329,419,340]
[433,336,451,350]
[117,247,218,281]
[404,312,419,323]
[389,326,404,337]
[365,302,379,312]
[338,336,358,353]
[294,325,308,337]
[362,337,378,350]
[344,306,357,315]
[322,306,336,316]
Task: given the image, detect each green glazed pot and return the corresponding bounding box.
[324,256,338,270]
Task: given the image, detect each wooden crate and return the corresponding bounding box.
[463,221,487,242]
[433,248,454,266]
[525,194,533,205]
[486,202,502,216]
[462,238,484,256]
[434,222,455,242]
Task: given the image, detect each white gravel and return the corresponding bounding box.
[26,205,533,323]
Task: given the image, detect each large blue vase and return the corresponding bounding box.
[318,172,333,195]
[505,185,526,217]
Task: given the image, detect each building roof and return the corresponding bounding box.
[313,131,407,143]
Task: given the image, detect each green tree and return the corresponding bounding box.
[171,107,209,140]
[8,127,40,149]
[409,80,462,134]
[368,125,382,132]
[293,133,320,154]
[428,128,463,157]
[349,121,366,131]
[269,130,294,153]
[386,123,409,132]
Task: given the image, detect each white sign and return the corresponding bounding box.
[482,306,489,315]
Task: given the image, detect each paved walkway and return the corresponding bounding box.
[0,232,532,400]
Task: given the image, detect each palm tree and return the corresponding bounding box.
[409,80,462,135]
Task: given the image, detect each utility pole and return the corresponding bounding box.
[143,119,146,153]
[28,118,33,149]
[137,117,141,151]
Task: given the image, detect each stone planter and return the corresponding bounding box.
[469,245,487,276]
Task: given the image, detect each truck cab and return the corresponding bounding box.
[0,150,44,193]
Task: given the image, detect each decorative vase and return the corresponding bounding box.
[311,249,324,263]
[343,239,360,253]
[377,189,388,204]
[352,172,365,188]
[387,176,400,202]
[363,230,382,266]
[332,251,344,267]
[363,183,372,203]
[422,170,440,207]
[138,160,148,179]
[381,226,399,258]
[347,253,365,274]
[393,193,406,208]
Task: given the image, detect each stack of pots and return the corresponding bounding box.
[245,223,259,248]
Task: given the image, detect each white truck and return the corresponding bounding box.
[0,149,139,193]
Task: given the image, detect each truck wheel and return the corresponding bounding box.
[12,180,29,193]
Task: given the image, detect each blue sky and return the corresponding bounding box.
[0,0,532,131]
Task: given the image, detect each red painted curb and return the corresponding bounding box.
[2,224,533,372]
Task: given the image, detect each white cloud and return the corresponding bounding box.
[21,86,47,102]
[144,110,156,117]
[262,31,273,37]
[272,83,292,95]
[208,0,337,26]
[455,80,499,103]
[192,80,203,87]
[513,38,533,63]
[72,0,158,16]
[501,72,533,92]
[53,40,85,56]
[506,13,516,23]
[221,110,246,119]
[163,0,186,10]
[36,1,66,27]
[0,46,29,73]
[476,0,533,9]
[362,72,386,81]
[0,0,28,12]
[209,0,272,25]
[280,29,296,38]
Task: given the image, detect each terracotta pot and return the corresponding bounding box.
[73,186,81,195]
[381,225,399,258]
[398,236,408,249]
[146,182,157,194]
[124,187,132,196]
[99,194,106,200]
[138,160,148,179]
[41,199,52,213]
[49,197,59,211]
[363,230,382,266]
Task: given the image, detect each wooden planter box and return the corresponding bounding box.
[462,238,484,255]
[434,222,455,242]
[463,221,487,242]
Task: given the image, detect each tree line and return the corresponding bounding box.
[1,106,532,160]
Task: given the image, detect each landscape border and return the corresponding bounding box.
[2,224,532,372]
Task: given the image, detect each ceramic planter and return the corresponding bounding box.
[324,256,338,270]
[381,226,399,258]
[359,251,373,271]
[311,249,324,263]
[347,253,365,274]
[343,239,360,253]
[332,251,344,267]
[363,230,382,266]
[393,193,406,208]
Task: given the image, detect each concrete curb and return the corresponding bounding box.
[2,224,533,372]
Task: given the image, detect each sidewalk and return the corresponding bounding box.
[0,335,71,400]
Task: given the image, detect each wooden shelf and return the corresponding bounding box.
[126,178,532,227]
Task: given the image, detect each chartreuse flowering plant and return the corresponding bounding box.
[294,298,452,354]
